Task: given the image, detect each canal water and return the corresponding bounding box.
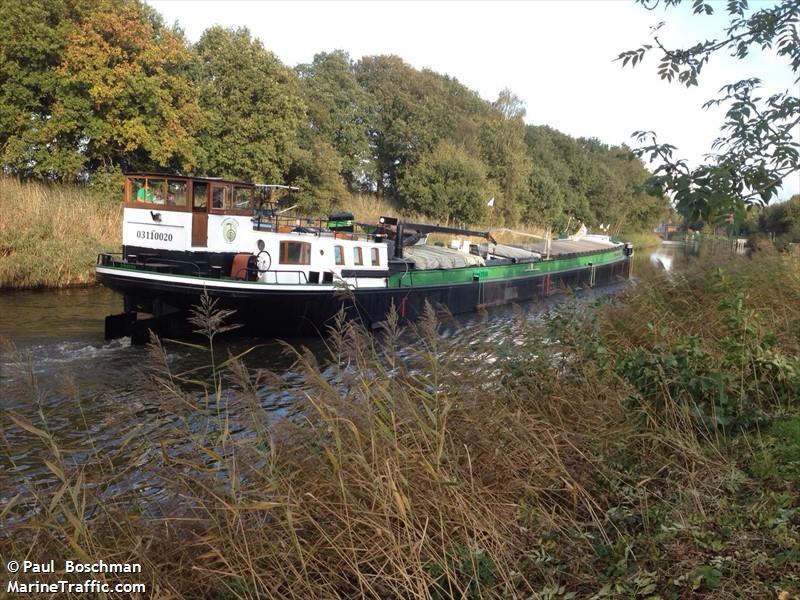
[0,243,680,511]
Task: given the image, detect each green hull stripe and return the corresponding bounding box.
[388,247,625,288]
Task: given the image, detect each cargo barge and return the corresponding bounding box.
[96,173,633,341]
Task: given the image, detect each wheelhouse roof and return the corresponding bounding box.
[124,172,255,188]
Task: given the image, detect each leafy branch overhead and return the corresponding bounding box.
[618,0,800,222]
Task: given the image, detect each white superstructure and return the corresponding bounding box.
[120,173,388,287]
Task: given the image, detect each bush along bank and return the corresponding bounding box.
[0,178,121,289]
[1,250,798,598]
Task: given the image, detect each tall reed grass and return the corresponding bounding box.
[335,193,410,224]
[619,231,663,251]
[1,239,798,598]
[0,178,121,289]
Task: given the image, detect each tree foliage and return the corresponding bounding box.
[749,194,800,247]
[355,56,451,196]
[398,142,489,224]
[619,0,800,222]
[478,90,530,225]
[0,0,199,179]
[285,139,347,214]
[296,51,372,189]
[0,0,669,232]
[191,26,304,183]
[61,2,200,173]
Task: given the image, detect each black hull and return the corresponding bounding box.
[98,258,631,340]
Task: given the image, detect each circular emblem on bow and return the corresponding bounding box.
[221,218,239,243]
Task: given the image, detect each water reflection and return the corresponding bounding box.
[648,240,690,272]
[650,249,674,271]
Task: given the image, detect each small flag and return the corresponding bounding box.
[487,197,495,207]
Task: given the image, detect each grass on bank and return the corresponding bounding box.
[0,178,121,289]
[1,249,798,599]
[619,231,662,251]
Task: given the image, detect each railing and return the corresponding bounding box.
[250,213,384,243]
[101,251,323,286]
[98,252,203,276]
[258,270,309,285]
[145,257,204,276]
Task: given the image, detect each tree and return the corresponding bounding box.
[478,89,531,225]
[295,51,372,190]
[0,0,200,180]
[758,194,800,246]
[523,125,667,233]
[397,142,489,224]
[60,1,200,173]
[524,126,591,226]
[192,26,304,183]
[1,0,83,178]
[523,162,566,229]
[619,0,800,222]
[355,55,447,196]
[579,139,669,233]
[285,138,348,214]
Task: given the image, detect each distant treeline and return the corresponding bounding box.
[1,0,668,231]
[742,194,800,248]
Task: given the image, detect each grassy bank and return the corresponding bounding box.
[2,250,798,598]
[0,178,121,289]
[620,231,662,251]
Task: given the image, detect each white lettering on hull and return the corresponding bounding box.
[122,208,191,250]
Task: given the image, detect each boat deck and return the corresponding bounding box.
[520,238,620,257]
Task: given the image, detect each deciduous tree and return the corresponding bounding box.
[192,26,304,183]
[0,0,199,179]
[356,55,452,196]
[285,138,348,214]
[296,51,372,190]
[397,142,489,224]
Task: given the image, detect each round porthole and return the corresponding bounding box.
[257,239,265,251]
[320,249,324,255]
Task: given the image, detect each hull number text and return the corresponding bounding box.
[136,230,173,242]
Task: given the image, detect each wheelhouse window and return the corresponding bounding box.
[371,247,380,266]
[124,175,242,212]
[211,185,229,209]
[131,177,167,204]
[147,179,166,204]
[353,247,363,266]
[280,241,311,265]
[167,180,187,207]
[193,182,208,210]
[131,178,148,202]
[334,245,345,266]
[233,186,252,210]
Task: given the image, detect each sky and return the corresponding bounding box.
[148,0,799,199]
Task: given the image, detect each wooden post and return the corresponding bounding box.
[545,226,552,260]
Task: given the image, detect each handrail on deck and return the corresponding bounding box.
[145,257,204,276]
[257,269,309,285]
